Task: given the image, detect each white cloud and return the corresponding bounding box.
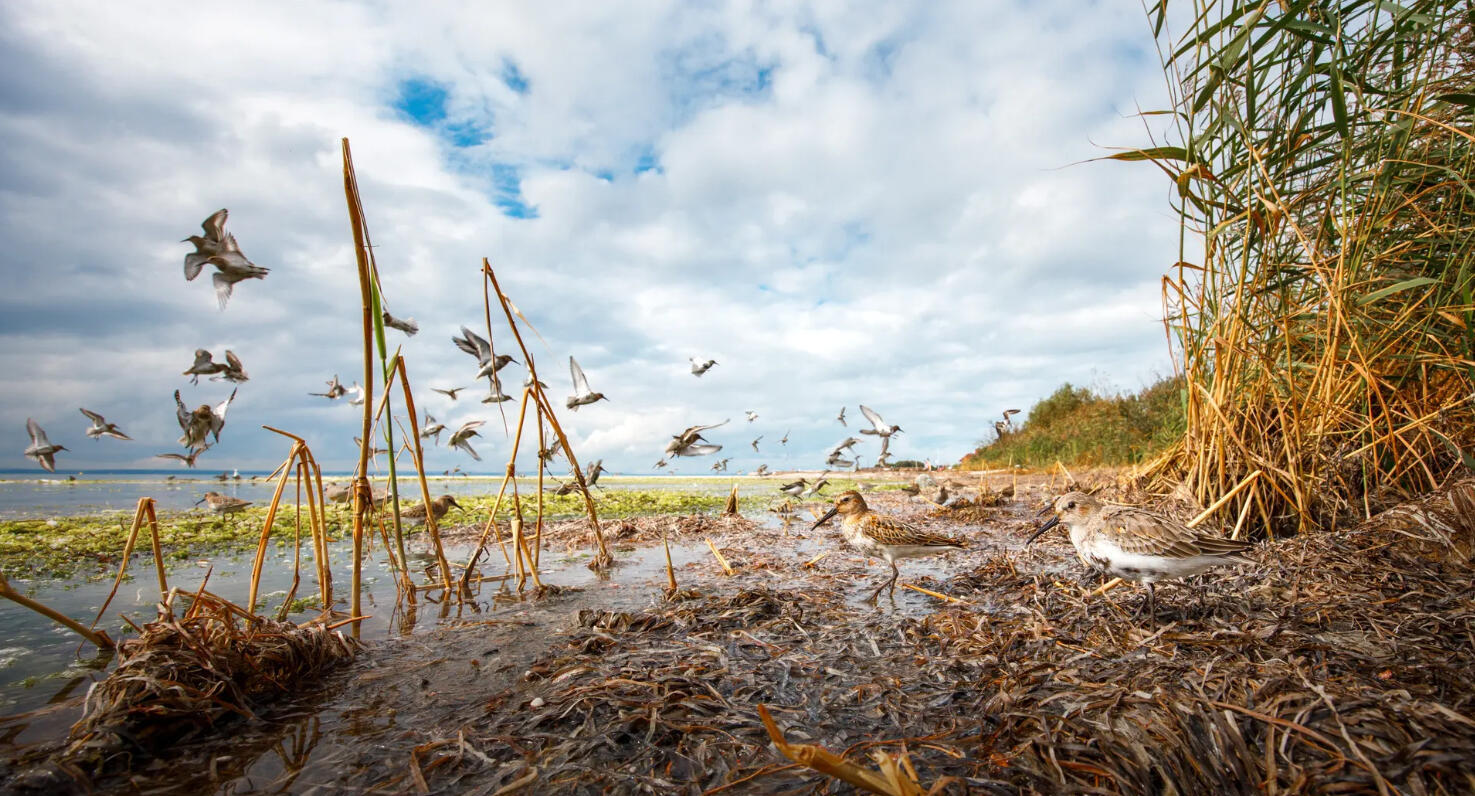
[0,0,1181,475]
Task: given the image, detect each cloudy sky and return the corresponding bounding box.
[0,1,1183,476]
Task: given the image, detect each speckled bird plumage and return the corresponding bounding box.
[815,490,964,601]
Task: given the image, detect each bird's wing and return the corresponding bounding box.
[689,419,730,435]
[862,515,964,548]
[211,388,237,438]
[174,390,191,429]
[879,436,891,457]
[1097,506,1251,558]
[859,405,886,431]
[224,349,243,372]
[190,349,213,369]
[201,209,228,242]
[156,453,185,462]
[678,443,722,456]
[569,356,591,394]
[458,420,486,433]
[79,407,104,425]
[26,418,48,447]
[461,327,492,362]
[184,252,209,281]
[211,272,234,310]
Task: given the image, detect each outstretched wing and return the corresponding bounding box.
[26,418,48,447]
[79,407,105,425]
[677,443,722,457]
[184,251,209,281]
[569,356,591,394]
[224,349,244,372]
[174,390,191,430]
[859,405,886,432]
[211,388,237,440]
[211,272,234,310]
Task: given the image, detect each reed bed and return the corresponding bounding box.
[1133,1,1475,534]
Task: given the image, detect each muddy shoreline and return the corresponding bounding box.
[5,477,1475,793]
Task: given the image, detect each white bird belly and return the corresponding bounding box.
[1078,538,1226,582]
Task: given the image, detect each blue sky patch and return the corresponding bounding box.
[501,59,530,94]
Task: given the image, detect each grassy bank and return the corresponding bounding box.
[961,377,1184,469]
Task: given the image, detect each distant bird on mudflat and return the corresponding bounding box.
[310,375,347,400]
[448,420,485,461]
[79,408,132,441]
[182,349,227,384]
[23,419,66,472]
[1028,491,1255,620]
[212,350,249,383]
[197,491,252,515]
[401,494,462,526]
[181,209,267,309]
[175,388,236,451]
[751,436,762,452]
[778,479,808,497]
[663,419,728,459]
[432,386,466,400]
[382,310,419,337]
[814,490,965,602]
[566,356,608,411]
[690,357,717,376]
[156,448,207,468]
[837,407,847,426]
[803,476,830,498]
[453,327,517,381]
[421,413,446,444]
[745,410,758,423]
[859,405,902,441]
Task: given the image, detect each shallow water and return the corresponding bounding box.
[0,473,767,518]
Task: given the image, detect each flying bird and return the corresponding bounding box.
[453,326,518,381]
[352,437,389,456]
[156,448,207,468]
[175,388,236,451]
[828,437,862,458]
[825,452,855,469]
[212,350,249,383]
[566,356,608,411]
[182,349,227,384]
[23,419,66,472]
[346,382,365,406]
[744,410,758,423]
[420,413,446,444]
[754,464,769,476]
[182,209,268,309]
[751,436,762,452]
[382,310,419,337]
[310,375,347,400]
[689,357,717,376]
[585,458,608,489]
[432,387,466,400]
[522,373,549,391]
[663,419,729,459]
[778,479,808,497]
[837,407,847,426]
[710,458,730,472]
[859,405,902,440]
[481,379,514,404]
[780,429,790,446]
[79,408,132,441]
[448,420,485,460]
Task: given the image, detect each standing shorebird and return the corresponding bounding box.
[566,356,608,411]
[197,491,252,516]
[401,494,462,526]
[814,490,965,602]
[23,419,67,472]
[778,478,808,497]
[79,408,132,441]
[690,357,717,376]
[1027,491,1255,620]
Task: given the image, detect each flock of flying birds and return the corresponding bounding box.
[21,207,930,482]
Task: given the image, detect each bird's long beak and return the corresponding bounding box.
[811,506,839,530]
[194,496,206,505]
[1024,515,1060,545]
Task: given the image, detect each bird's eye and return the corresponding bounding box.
[1066,501,1076,509]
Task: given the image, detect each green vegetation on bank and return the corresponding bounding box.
[961,377,1185,469]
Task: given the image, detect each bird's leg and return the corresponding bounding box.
[886,561,900,601]
[1146,582,1157,623]
[865,578,885,603]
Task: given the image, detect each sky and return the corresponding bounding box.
[0,1,1185,477]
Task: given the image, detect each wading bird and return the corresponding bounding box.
[197,491,252,516]
[814,490,965,602]
[1028,491,1255,620]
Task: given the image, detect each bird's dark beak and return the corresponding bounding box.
[194,496,206,505]
[811,506,839,530]
[1035,502,1053,517]
[449,498,463,511]
[1024,515,1061,545]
